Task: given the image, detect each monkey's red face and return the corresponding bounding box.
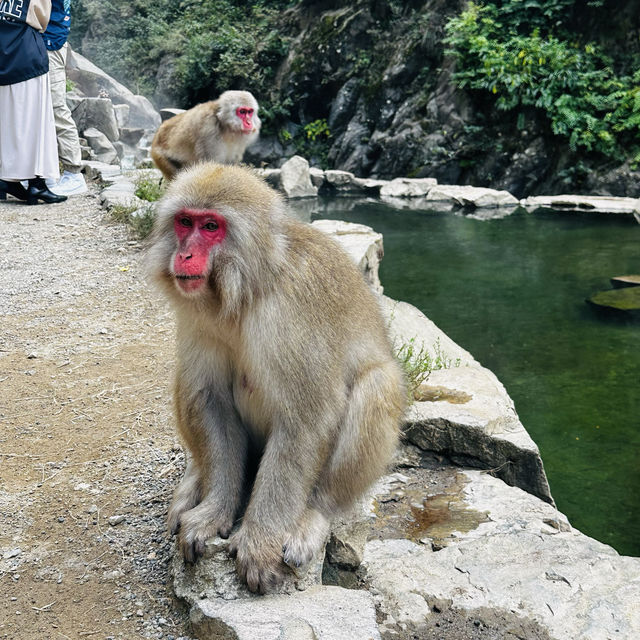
[236,107,255,133]
[173,208,227,294]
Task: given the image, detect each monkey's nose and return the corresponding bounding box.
[179,253,192,260]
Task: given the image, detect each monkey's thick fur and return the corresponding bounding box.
[148,163,406,593]
[150,90,260,181]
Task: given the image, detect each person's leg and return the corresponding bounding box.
[48,44,87,195]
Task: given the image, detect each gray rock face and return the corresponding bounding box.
[66,48,161,131]
[384,298,552,503]
[360,468,640,640]
[279,156,318,198]
[112,103,130,128]
[72,97,120,142]
[83,127,119,165]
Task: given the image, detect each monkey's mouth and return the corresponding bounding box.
[175,274,205,293]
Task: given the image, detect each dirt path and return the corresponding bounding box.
[0,192,192,639]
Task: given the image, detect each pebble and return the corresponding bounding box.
[109,515,126,526]
[3,548,22,559]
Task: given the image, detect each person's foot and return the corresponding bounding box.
[27,178,68,205]
[48,171,88,196]
[0,179,28,201]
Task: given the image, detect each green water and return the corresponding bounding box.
[305,200,640,557]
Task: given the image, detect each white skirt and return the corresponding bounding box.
[0,73,59,181]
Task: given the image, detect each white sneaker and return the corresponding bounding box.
[49,171,88,196]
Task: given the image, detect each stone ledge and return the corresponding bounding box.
[521,194,640,215]
[382,297,553,503]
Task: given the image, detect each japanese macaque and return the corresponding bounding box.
[147,163,406,593]
[151,90,261,181]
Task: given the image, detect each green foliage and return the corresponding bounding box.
[395,337,461,403]
[110,203,156,239]
[134,171,165,202]
[72,0,294,126]
[288,119,332,168]
[304,119,331,142]
[444,2,640,161]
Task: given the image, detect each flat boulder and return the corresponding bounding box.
[380,177,437,198]
[522,194,640,215]
[427,184,518,208]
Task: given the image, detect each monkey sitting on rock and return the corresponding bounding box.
[147,163,406,593]
[151,90,261,181]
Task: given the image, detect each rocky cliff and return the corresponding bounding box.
[73,0,640,199]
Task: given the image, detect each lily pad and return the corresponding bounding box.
[587,286,640,313]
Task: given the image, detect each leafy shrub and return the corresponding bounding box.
[444,1,640,162]
[134,172,165,202]
[72,0,294,127]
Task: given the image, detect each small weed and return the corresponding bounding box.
[110,202,156,239]
[395,337,461,402]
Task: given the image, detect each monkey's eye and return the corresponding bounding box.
[238,109,248,115]
[203,221,219,231]
[179,217,193,228]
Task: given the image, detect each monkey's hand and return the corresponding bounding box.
[177,501,235,564]
[228,525,287,594]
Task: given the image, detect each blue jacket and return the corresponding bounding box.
[0,1,50,86]
[43,0,70,51]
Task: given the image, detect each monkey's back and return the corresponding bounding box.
[244,217,401,394]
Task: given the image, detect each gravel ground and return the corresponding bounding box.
[0,189,193,639]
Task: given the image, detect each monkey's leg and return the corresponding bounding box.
[282,508,330,569]
[150,148,178,181]
[175,387,249,563]
[167,458,201,535]
[314,362,402,515]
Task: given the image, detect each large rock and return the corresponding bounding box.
[66,48,161,131]
[379,177,437,198]
[383,298,553,503]
[426,184,519,208]
[312,220,384,294]
[71,97,120,142]
[189,586,381,640]
[172,536,381,640]
[360,467,640,640]
[82,127,119,165]
[279,156,318,199]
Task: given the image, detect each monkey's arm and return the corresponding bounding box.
[230,376,338,592]
[172,373,249,562]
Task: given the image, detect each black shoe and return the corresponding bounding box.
[27,177,67,205]
[0,179,28,201]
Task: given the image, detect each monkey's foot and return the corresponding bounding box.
[229,527,287,594]
[282,509,330,568]
[177,504,235,563]
[167,463,201,535]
